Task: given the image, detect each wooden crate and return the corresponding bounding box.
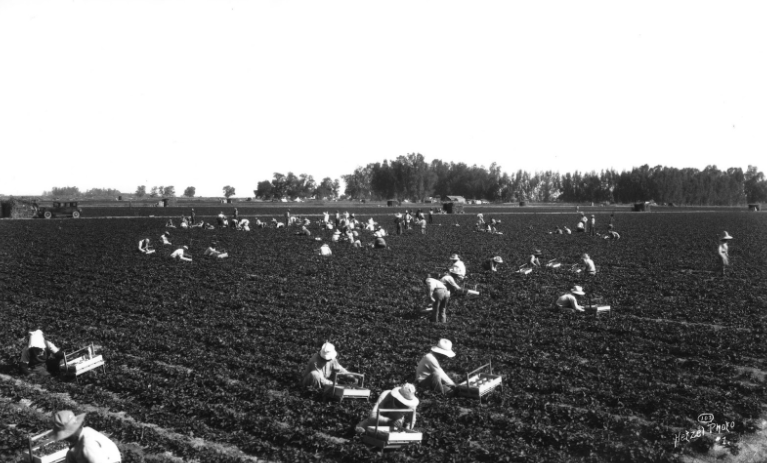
[28,430,69,463]
[363,409,421,450]
[516,267,532,275]
[545,260,561,269]
[455,362,503,402]
[327,372,370,401]
[61,344,105,380]
[583,304,611,317]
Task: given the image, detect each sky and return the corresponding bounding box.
[1,1,766,197]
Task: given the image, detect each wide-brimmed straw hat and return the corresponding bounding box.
[431,338,456,358]
[28,329,45,349]
[570,285,586,296]
[51,410,86,441]
[319,342,337,361]
[333,230,341,235]
[391,383,419,408]
[534,249,542,256]
[720,231,733,240]
[492,256,503,263]
[449,254,460,261]
[395,213,403,218]
[183,246,188,250]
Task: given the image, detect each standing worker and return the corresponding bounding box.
[424,276,450,323]
[49,410,121,463]
[718,231,733,276]
[394,213,403,236]
[190,208,196,224]
[428,209,433,224]
[580,253,596,275]
[589,215,596,236]
[415,339,457,394]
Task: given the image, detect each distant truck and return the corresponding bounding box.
[37,201,82,219]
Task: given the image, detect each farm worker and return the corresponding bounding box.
[190,208,196,223]
[165,219,176,228]
[529,250,542,267]
[319,244,332,256]
[296,226,312,236]
[415,339,457,394]
[482,256,503,272]
[204,222,215,230]
[138,238,155,254]
[233,208,239,220]
[581,253,596,275]
[170,246,192,262]
[419,217,427,234]
[576,220,585,232]
[439,273,471,297]
[331,230,341,242]
[204,245,228,259]
[217,211,226,226]
[301,342,352,390]
[373,236,387,249]
[428,209,433,224]
[323,211,330,224]
[555,286,586,312]
[180,220,189,229]
[49,410,121,463]
[404,210,412,229]
[447,254,466,280]
[161,232,172,245]
[556,226,563,235]
[604,230,621,240]
[356,384,419,432]
[394,213,403,235]
[476,213,485,225]
[285,210,291,226]
[563,226,572,235]
[239,218,250,231]
[424,276,450,323]
[718,231,733,275]
[18,329,64,376]
[589,215,596,235]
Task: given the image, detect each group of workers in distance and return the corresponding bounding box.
[300,339,460,434]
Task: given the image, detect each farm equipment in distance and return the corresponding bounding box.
[36,201,82,219]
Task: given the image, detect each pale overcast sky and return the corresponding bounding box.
[1,1,765,197]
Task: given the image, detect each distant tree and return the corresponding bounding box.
[84,188,122,197]
[135,185,147,197]
[314,177,336,199]
[223,185,236,198]
[183,186,196,197]
[256,181,273,199]
[332,179,341,197]
[150,186,159,198]
[44,186,81,197]
[163,186,176,197]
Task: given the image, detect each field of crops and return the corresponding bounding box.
[1,211,766,463]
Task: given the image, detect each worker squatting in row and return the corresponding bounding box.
[300,339,459,433]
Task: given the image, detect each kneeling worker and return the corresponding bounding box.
[356,383,419,433]
[555,286,586,312]
[301,342,352,390]
[138,238,155,254]
[581,253,596,275]
[170,246,192,262]
[482,256,503,272]
[415,339,457,394]
[50,410,121,462]
[18,329,64,376]
[373,236,387,249]
[204,244,228,259]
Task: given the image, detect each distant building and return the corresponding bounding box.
[442,195,466,203]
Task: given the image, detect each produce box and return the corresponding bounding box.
[61,355,104,376]
[517,267,532,275]
[362,426,422,448]
[583,305,611,316]
[29,430,69,463]
[545,262,561,269]
[329,385,371,401]
[456,373,503,399]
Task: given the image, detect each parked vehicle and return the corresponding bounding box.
[37,201,82,219]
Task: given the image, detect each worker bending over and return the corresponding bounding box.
[356,384,419,433]
[204,244,228,259]
[424,276,450,323]
[18,329,64,376]
[482,256,503,272]
[138,238,155,254]
[50,410,121,463]
[415,339,457,394]
[529,250,542,267]
[170,246,192,262]
[580,253,596,275]
[301,342,353,391]
[161,232,172,245]
[555,286,586,312]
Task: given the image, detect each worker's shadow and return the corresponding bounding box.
[0,362,18,376]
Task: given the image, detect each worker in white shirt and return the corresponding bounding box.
[331,230,341,242]
[50,410,121,463]
[238,218,250,231]
[323,211,330,225]
[161,232,172,245]
[355,383,419,433]
[581,253,596,275]
[576,220,585,233]
[415,339,457,394]
[476,213,485,225]
[529,250,542,267]
[589,215,596,235]
[555,286,586,312]
[204,244,228,259]
[563,226,572,235]
[319,243,332,256]
[447,254,466,281]
[424,276,450,323]
[170,246,192,262]
[138,238,155,254]
[301,342,353,390]
[373,236,387,249]
[295,226,312,236]
[18,329,64,376]
[718,231,733,276]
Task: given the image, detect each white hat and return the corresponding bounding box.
[570,285,586,296]
[183,246,188,250]
[390,383,419,408]
[449,254,460,261]
[492,256,503,263]
[395,213,403,218]
[51,410,86,441]
[333,230,341,235]
[319,342,337,360]
[431,339,456,358]
[720,231,733,240]
[28,329,45,349]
